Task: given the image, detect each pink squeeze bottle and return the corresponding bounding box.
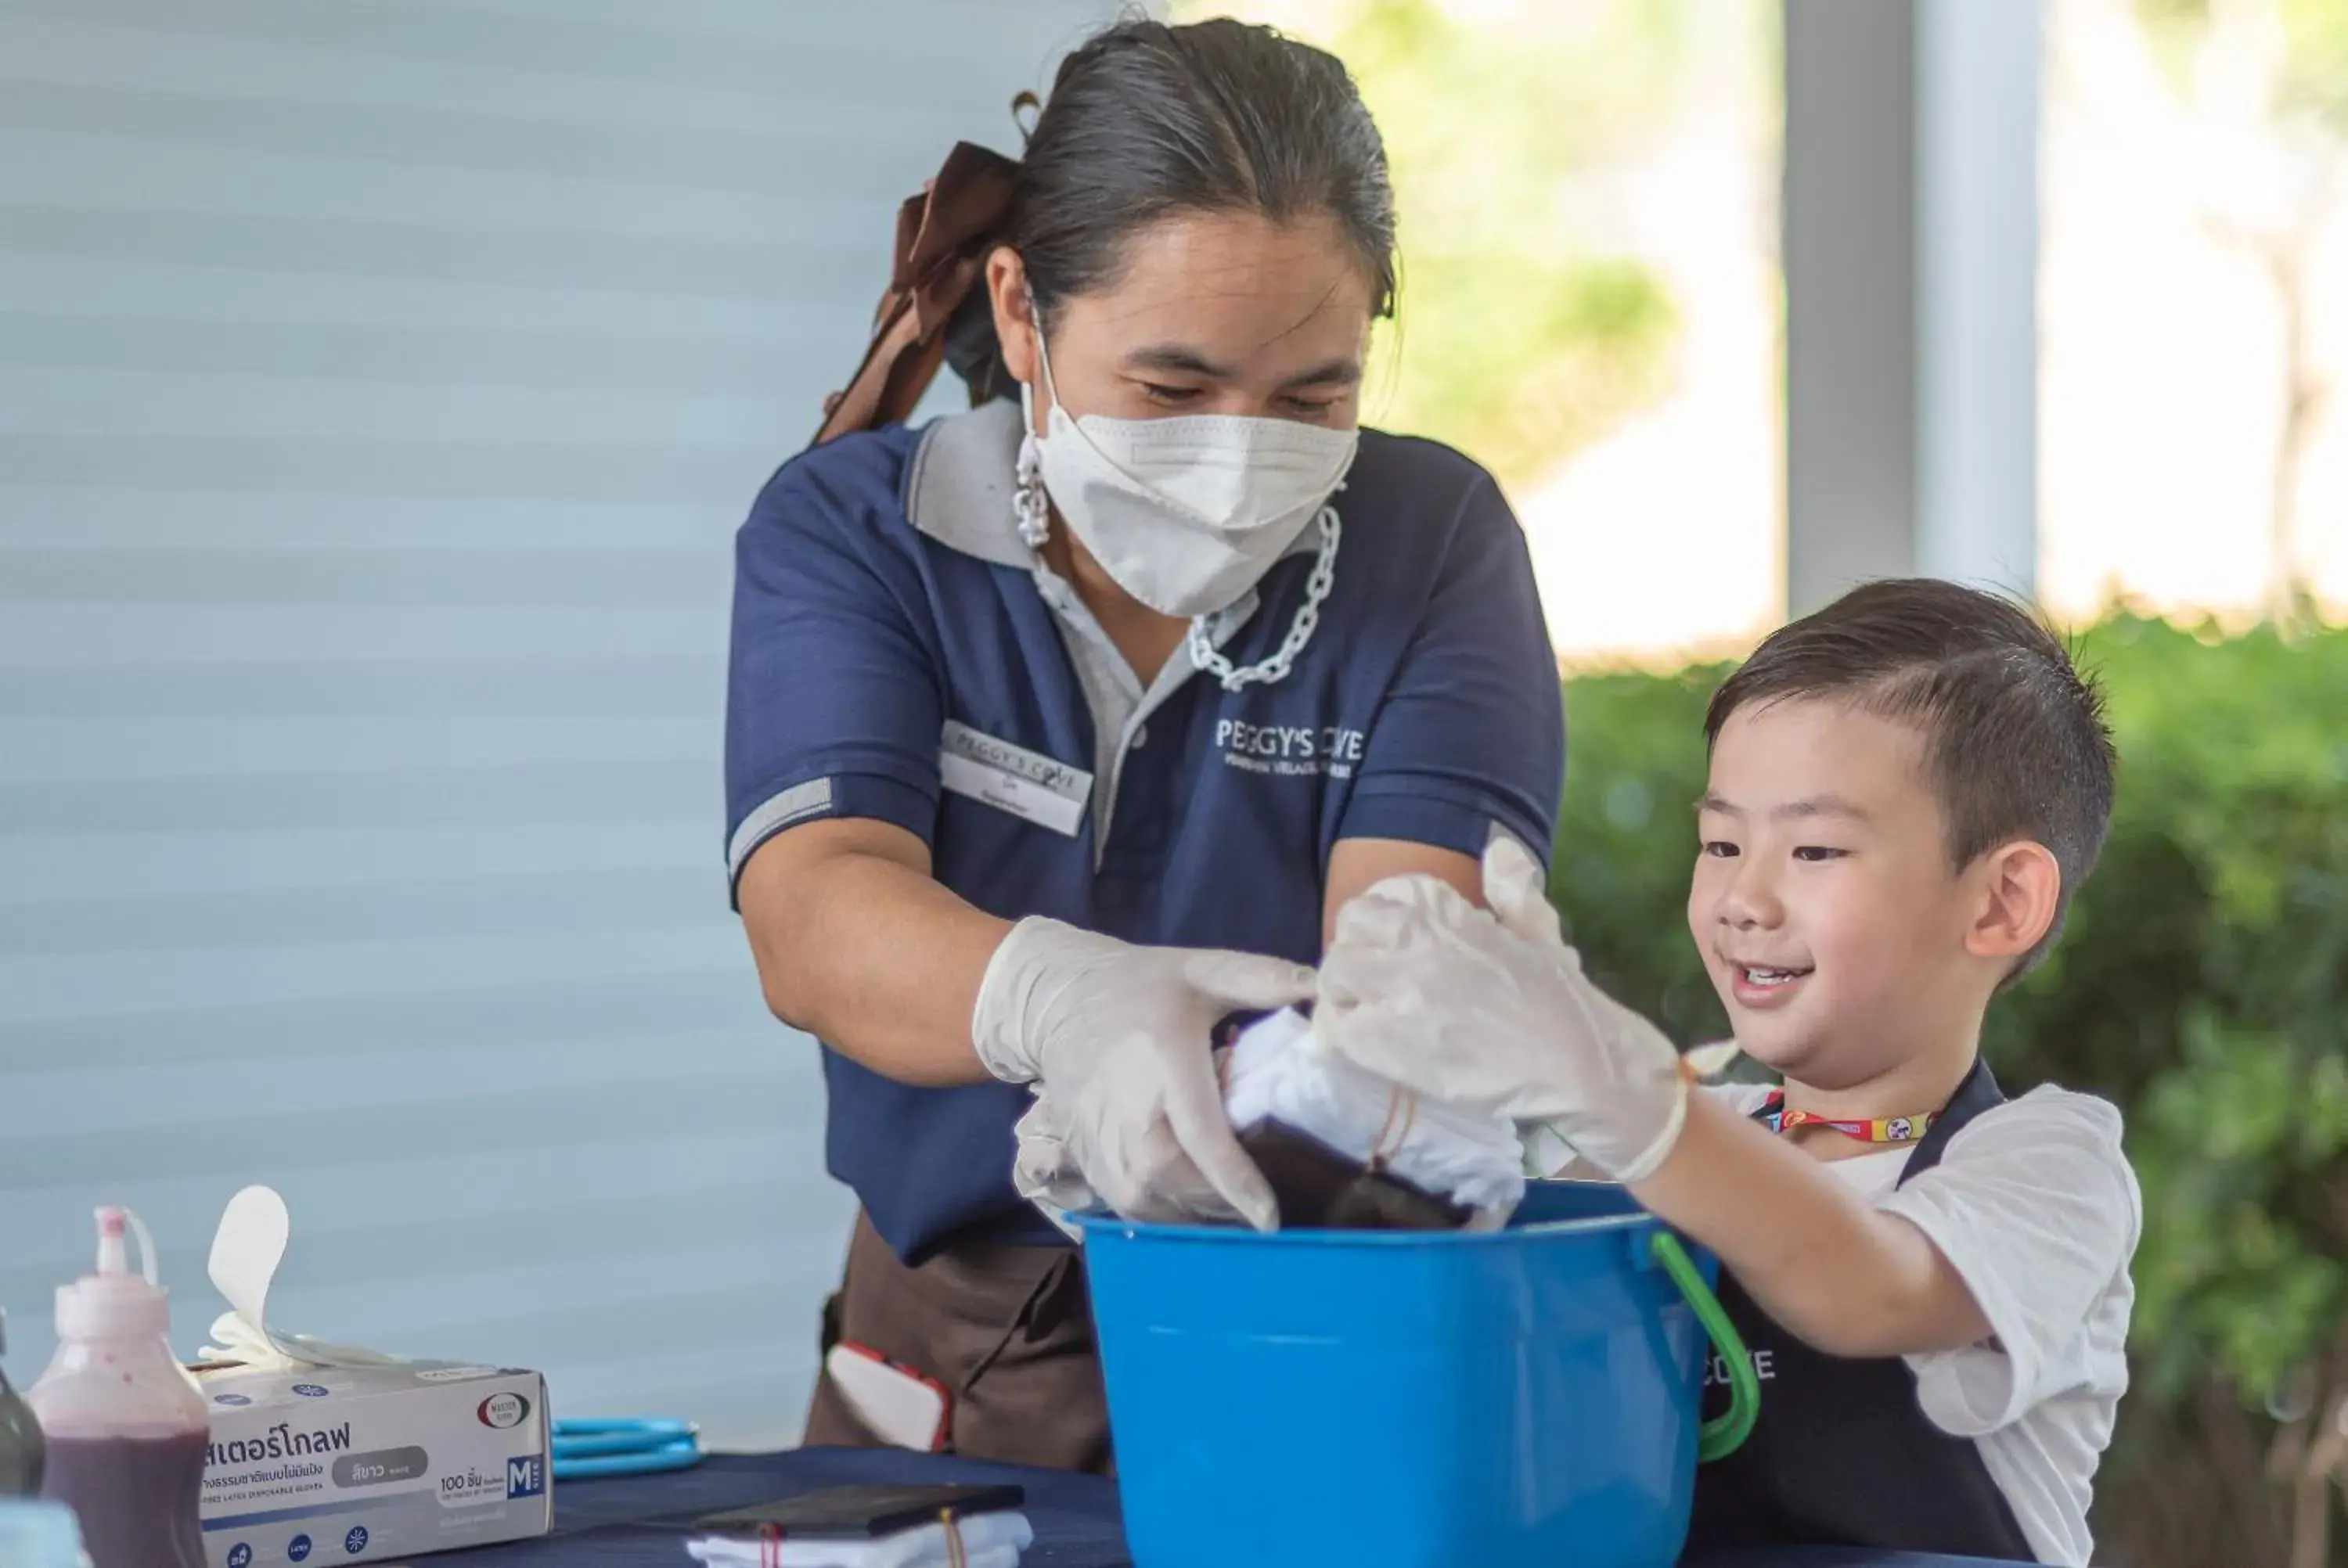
[27,1208,208,1568]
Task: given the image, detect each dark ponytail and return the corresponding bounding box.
[944,17,1398,403]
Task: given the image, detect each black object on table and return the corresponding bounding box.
[445,1445,2032,1568]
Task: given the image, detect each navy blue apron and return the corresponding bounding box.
[1684,1057,2040,1561]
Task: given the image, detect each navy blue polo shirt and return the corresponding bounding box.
[725,398,1564,1263]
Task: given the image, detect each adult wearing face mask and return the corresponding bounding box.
[726,18,1562,1472]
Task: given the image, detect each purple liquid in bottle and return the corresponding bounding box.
[41,1432,209,1568]
[27,1210,214,1568]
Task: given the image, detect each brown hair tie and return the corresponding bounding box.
[811,142,1021,448]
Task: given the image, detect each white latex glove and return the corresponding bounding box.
[1316,837,1734,1184]
[1010,1088,1091,1240]
[973,917,1314,1230]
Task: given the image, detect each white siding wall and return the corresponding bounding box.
[0,0,1108,1448]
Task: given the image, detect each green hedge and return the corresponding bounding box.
[1550,613,2348,1561]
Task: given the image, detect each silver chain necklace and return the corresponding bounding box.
[1189,505,1341,692]
[1017,435,1341,692]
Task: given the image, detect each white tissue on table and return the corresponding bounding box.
[686,1511,1033,1568]
[1221,1008,1527,1223]
[199,1185,405,1371]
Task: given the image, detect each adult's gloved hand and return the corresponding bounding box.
[1315,837,1733,1185]
[1008,1086,1089,1239]
[973,918,1313,1230]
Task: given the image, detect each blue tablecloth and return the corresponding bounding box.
[442,1447,2024,1568]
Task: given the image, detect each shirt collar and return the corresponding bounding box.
[902,397,1330,570]
[902,397,1031,567]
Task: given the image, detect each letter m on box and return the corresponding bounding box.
[506,1455,545,1498]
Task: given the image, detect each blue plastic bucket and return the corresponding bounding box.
[1075,1183,1757,1568]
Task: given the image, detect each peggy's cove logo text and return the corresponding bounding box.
[1215,720,1366,779]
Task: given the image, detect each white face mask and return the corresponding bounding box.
[1017,321,1358,620]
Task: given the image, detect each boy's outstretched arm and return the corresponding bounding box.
[1628,1092,1990,1358]
[1318,838,2137,1379]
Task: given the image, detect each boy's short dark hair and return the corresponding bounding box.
[1705,578,2116,976]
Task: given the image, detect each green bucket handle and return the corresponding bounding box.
[1649,1230,1759,1462]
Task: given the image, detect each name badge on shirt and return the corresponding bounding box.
[939,721,1093,838]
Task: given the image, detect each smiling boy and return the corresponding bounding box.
[1316,580,2141,1564]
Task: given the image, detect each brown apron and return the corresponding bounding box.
[802,1210,1112,1475]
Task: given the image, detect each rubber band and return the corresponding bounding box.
[942,1510,967,1568]
[1367,1084,1419,1174]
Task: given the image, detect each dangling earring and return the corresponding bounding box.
[1014,383,1050,550]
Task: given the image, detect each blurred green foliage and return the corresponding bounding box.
[1176,0,1761,486]
[1551,612,2348,1558]
[2133,0,2348,131]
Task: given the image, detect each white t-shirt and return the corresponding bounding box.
[1708,1081,2141,1567]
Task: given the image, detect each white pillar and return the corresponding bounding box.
[1784,0,2042,614]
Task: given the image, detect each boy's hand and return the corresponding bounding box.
[1316,836,1698,1183]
